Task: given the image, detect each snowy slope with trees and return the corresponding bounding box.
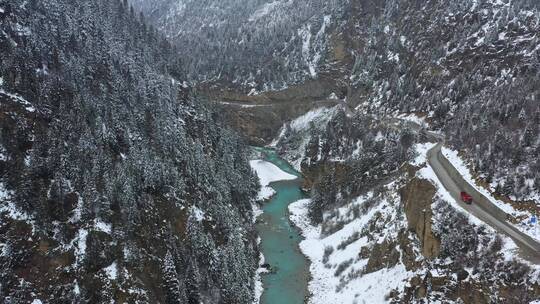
[0,1,259,302]
[276,109,540,302]
[130,0,345,90]
[2,0,540,302]
[347,0,540,207]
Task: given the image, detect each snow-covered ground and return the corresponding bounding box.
[289,191,417,304]
[104,261,118,280]
[271,106,339,170]
[249,1,291,22]
[249,159,297,201]
[298,14,331,77]
[0,89,36,113]
[396,113,429,128]
[252,238,267,304]
[218,101,267,108]
[0,182,33,228]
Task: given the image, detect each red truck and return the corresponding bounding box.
[460,191,473,204]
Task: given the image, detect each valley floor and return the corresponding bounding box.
[250,149,310,304]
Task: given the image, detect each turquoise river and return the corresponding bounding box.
[255,148,310,304]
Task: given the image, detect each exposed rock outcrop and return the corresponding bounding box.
[400,178,441,259]
[364,240,400,274]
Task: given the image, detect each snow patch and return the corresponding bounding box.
[94,219,112,234]
[271,106,339,170]
[249,1,291,22]
[252,203,264,223]
[256,186,276,202]
[249,160,297,186]
[0,182,32,223]
[104,261,118,280]
[253,237,266,304]
[218,101,265,108]
[69,194,83,224]
[289,106,336,132]
[0,144,7,162]
[397,113,429,128]
[74,229,88,265]
[73,281,80,295]
[249,159,297,201]
[328,92,339,100]
[298,15,331,77]
[0,89,36,112]
[412,142,436,166]
[289,193,414,303]
[190,206,206,222]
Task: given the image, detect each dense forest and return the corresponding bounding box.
[130,0,344,90]
[0,0,258,302]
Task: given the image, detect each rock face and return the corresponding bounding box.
[364,240,400,273]
[400,177,441,259]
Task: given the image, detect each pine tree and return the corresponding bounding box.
[161,251,184,304]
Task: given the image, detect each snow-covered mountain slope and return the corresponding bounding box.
[130,0,345,90]
[238,0,540,236]
[2,0,540,302]
[0,1,259,303]
[275,109,540,303]
[158,0,540,215]
[271,105,341,170]
[346,0,540,205]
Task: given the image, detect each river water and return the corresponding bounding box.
[255,148,310,304]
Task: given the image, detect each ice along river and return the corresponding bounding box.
[255,148,310,304]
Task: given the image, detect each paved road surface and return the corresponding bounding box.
[428,143,540,263]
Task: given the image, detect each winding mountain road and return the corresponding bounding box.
[312,102,540,262]
[324,102,540,262]
[427,143,540,263]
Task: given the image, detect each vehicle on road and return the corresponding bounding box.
[460,191,473,204]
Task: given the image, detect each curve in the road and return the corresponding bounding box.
[427,143,540,263]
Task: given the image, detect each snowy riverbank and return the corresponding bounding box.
[250,156,303,304]
[250,159,297,201]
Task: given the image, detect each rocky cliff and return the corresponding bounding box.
[400,177,441,259]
